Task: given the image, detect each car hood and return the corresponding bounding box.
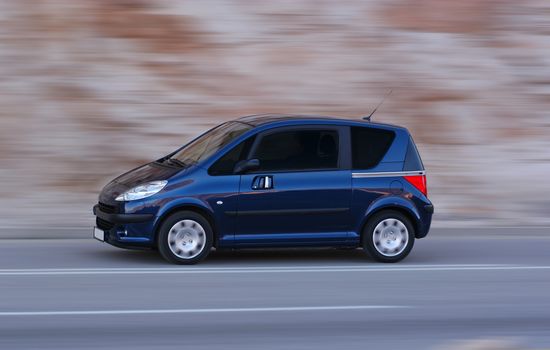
[99,162,183,204]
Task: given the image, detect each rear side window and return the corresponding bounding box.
[351,127,395,169]
[252,129,339,172]
[208,136,256,176]
[403,136,424,171]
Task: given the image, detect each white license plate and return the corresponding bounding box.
[93,227,105,242]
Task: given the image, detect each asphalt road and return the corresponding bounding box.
[1,233,550,349]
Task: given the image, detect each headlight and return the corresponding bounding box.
[115,180,168,202]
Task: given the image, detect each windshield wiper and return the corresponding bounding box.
[166,158,188,167]
[155,158,187,168]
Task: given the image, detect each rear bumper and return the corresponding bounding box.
[415,202,434,239]
[424,204,434,214]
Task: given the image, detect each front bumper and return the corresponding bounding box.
[93,205,154,224]
[93,204,156,248]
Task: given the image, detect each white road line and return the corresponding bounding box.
[0,263,509,272]
[0,305,406,317]
[0,264,513,275]
[1,264,550,276]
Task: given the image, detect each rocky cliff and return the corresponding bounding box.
[1,0,549,228]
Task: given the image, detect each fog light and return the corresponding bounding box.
[117,228,128,237]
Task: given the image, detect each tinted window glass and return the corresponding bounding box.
[351,127,395,169]
[253,129,339,172]
[171,122,252,165]
[208,136,255,176]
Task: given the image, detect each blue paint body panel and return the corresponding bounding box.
[94,114,433,250]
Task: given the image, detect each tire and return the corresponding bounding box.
[362,210,415,263]
[157,211,213,265]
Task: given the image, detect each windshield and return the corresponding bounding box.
[170,121,253,165]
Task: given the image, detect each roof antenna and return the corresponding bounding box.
[363,89,392,121]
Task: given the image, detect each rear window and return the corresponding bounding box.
[351,127,395,169]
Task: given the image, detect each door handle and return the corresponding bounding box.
[252,175,273,190]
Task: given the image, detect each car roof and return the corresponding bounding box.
[235,113,406,131]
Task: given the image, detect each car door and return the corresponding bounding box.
[206,135,256,247]
[235,125,352,246]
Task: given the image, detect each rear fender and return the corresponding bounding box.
[357,195,421,237]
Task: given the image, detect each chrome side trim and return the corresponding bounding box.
[352,170,425,178]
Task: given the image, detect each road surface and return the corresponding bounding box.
[0,232,549,349]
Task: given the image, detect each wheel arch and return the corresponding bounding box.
[358,199,422,244]
[153,203,218,247]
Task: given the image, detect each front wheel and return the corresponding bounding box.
[362,210,415,263]
[157,211,213,265]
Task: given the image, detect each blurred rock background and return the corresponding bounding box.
[0,0,549,228]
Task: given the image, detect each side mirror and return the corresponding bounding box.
[234,159,260,174]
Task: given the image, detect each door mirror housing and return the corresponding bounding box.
[234,159,260,174]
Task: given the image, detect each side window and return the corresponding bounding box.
[252,129,339,172]
[351,127,395,169]
[208,136,255,176]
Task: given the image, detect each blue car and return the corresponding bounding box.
[93,114,433,264]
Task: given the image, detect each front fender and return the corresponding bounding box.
[152,196,215,234]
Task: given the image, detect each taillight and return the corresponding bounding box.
[404,175,428,197]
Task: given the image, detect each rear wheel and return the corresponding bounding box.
[157,211,213,265]
[362,210,415,263]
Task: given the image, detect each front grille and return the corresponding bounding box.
[98,202,117,214]
[96,217,114,231]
